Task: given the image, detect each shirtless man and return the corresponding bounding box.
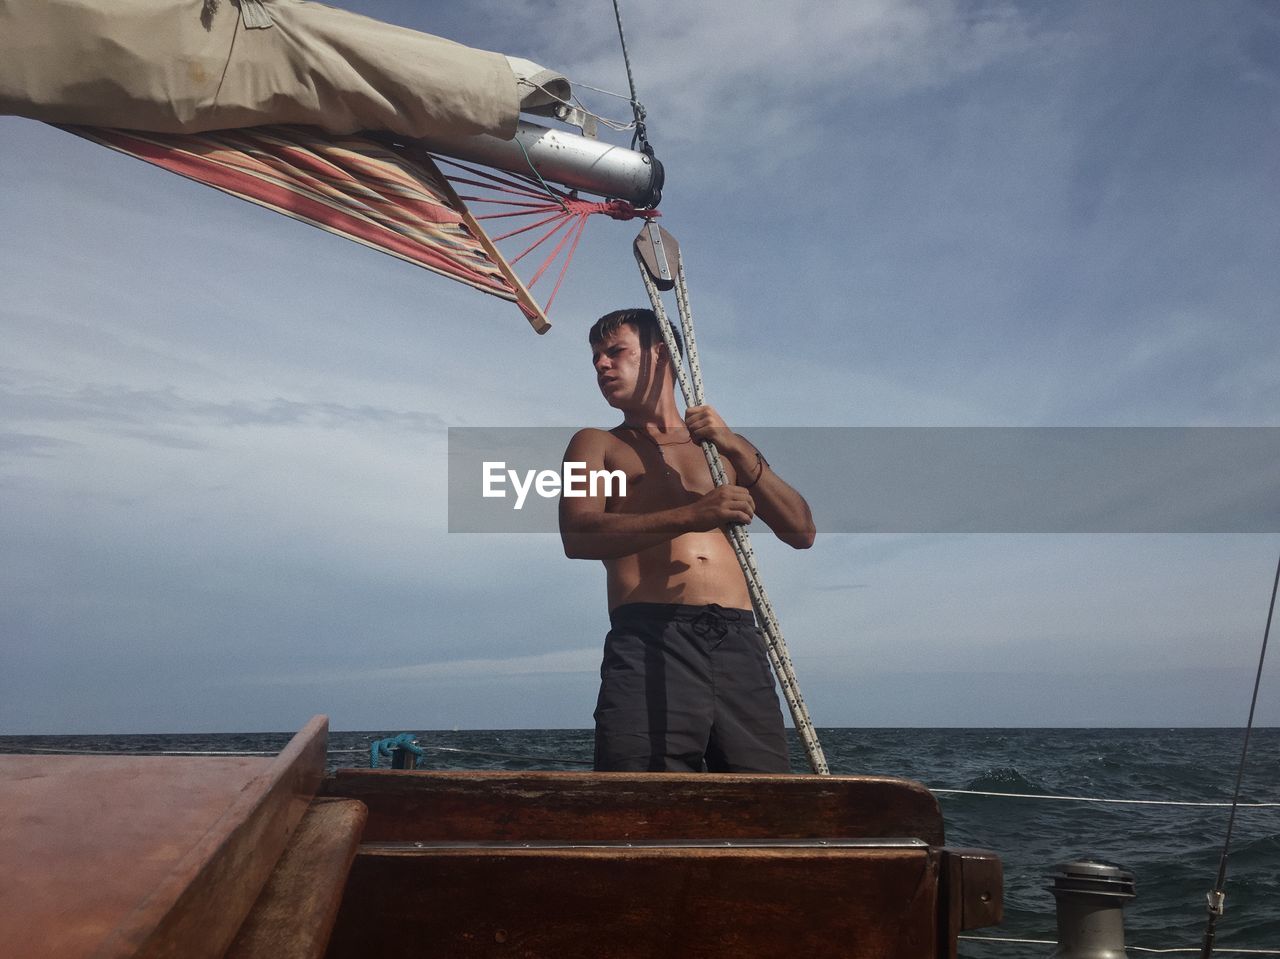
[560,308,815,773]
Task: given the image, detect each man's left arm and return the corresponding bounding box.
[685,405,816,549]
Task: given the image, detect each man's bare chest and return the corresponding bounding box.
[604,438,730,513]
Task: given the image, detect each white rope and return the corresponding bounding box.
[932,788,1280,808]
[959,936,1280,955]
[1127,950,1280,956]
[516,79,639,133]
[670,250,828,774]
[636,246,829,775]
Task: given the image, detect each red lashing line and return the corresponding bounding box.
[436,154,660,316]
[532,199,659,312]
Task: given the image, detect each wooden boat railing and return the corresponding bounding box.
[3,717,1002,959]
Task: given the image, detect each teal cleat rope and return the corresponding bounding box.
[369,733,424,768]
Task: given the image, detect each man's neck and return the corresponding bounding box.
[619,397,684,433]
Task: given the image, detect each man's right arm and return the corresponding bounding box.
[558,428,755,561]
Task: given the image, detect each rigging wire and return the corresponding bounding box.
[396,744,593,766]
[961,936,1280,956]
[610,0,651,154]
[1200,547,1279,959]
[568,78,643,102]
[931,789,1279,808]
[512,137,568,211]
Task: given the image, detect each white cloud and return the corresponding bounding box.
[246,645,599,686]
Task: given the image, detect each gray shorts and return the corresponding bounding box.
[593,602,791,773]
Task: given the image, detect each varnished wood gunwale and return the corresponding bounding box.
[127,714,328,959]
[0,714,328,959]
[225,797,367,959]
[4,724,1000,959]
[321,769,946,846]
[327,843,942,959]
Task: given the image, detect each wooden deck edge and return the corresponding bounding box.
[105,716,330,959]
[327,843,941,959]
[224,798,368,959]
[327,768,935,788]
[323,769,945,846]
[355,844,934,861]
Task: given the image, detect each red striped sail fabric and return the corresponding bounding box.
[64,125,549,333]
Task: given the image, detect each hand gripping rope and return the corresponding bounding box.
[634,222,830,775]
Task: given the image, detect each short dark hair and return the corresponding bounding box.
[588,308,684,358]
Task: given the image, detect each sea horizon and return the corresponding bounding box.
[4,722,1276,737]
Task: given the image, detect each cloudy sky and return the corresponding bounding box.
[3,0,1278,733]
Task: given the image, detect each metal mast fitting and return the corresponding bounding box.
[415,120,664,208]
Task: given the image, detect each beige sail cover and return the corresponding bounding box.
[0,0,537,139]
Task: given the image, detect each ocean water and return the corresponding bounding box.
[4,727,1276,956]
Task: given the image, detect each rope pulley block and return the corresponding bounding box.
[634,221,678,291]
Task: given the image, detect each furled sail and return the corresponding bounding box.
[0,0,548,138]
[0,0,613,332]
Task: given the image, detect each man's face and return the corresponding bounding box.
[592,324,661,410]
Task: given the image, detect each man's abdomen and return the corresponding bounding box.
[605,530,750,611]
